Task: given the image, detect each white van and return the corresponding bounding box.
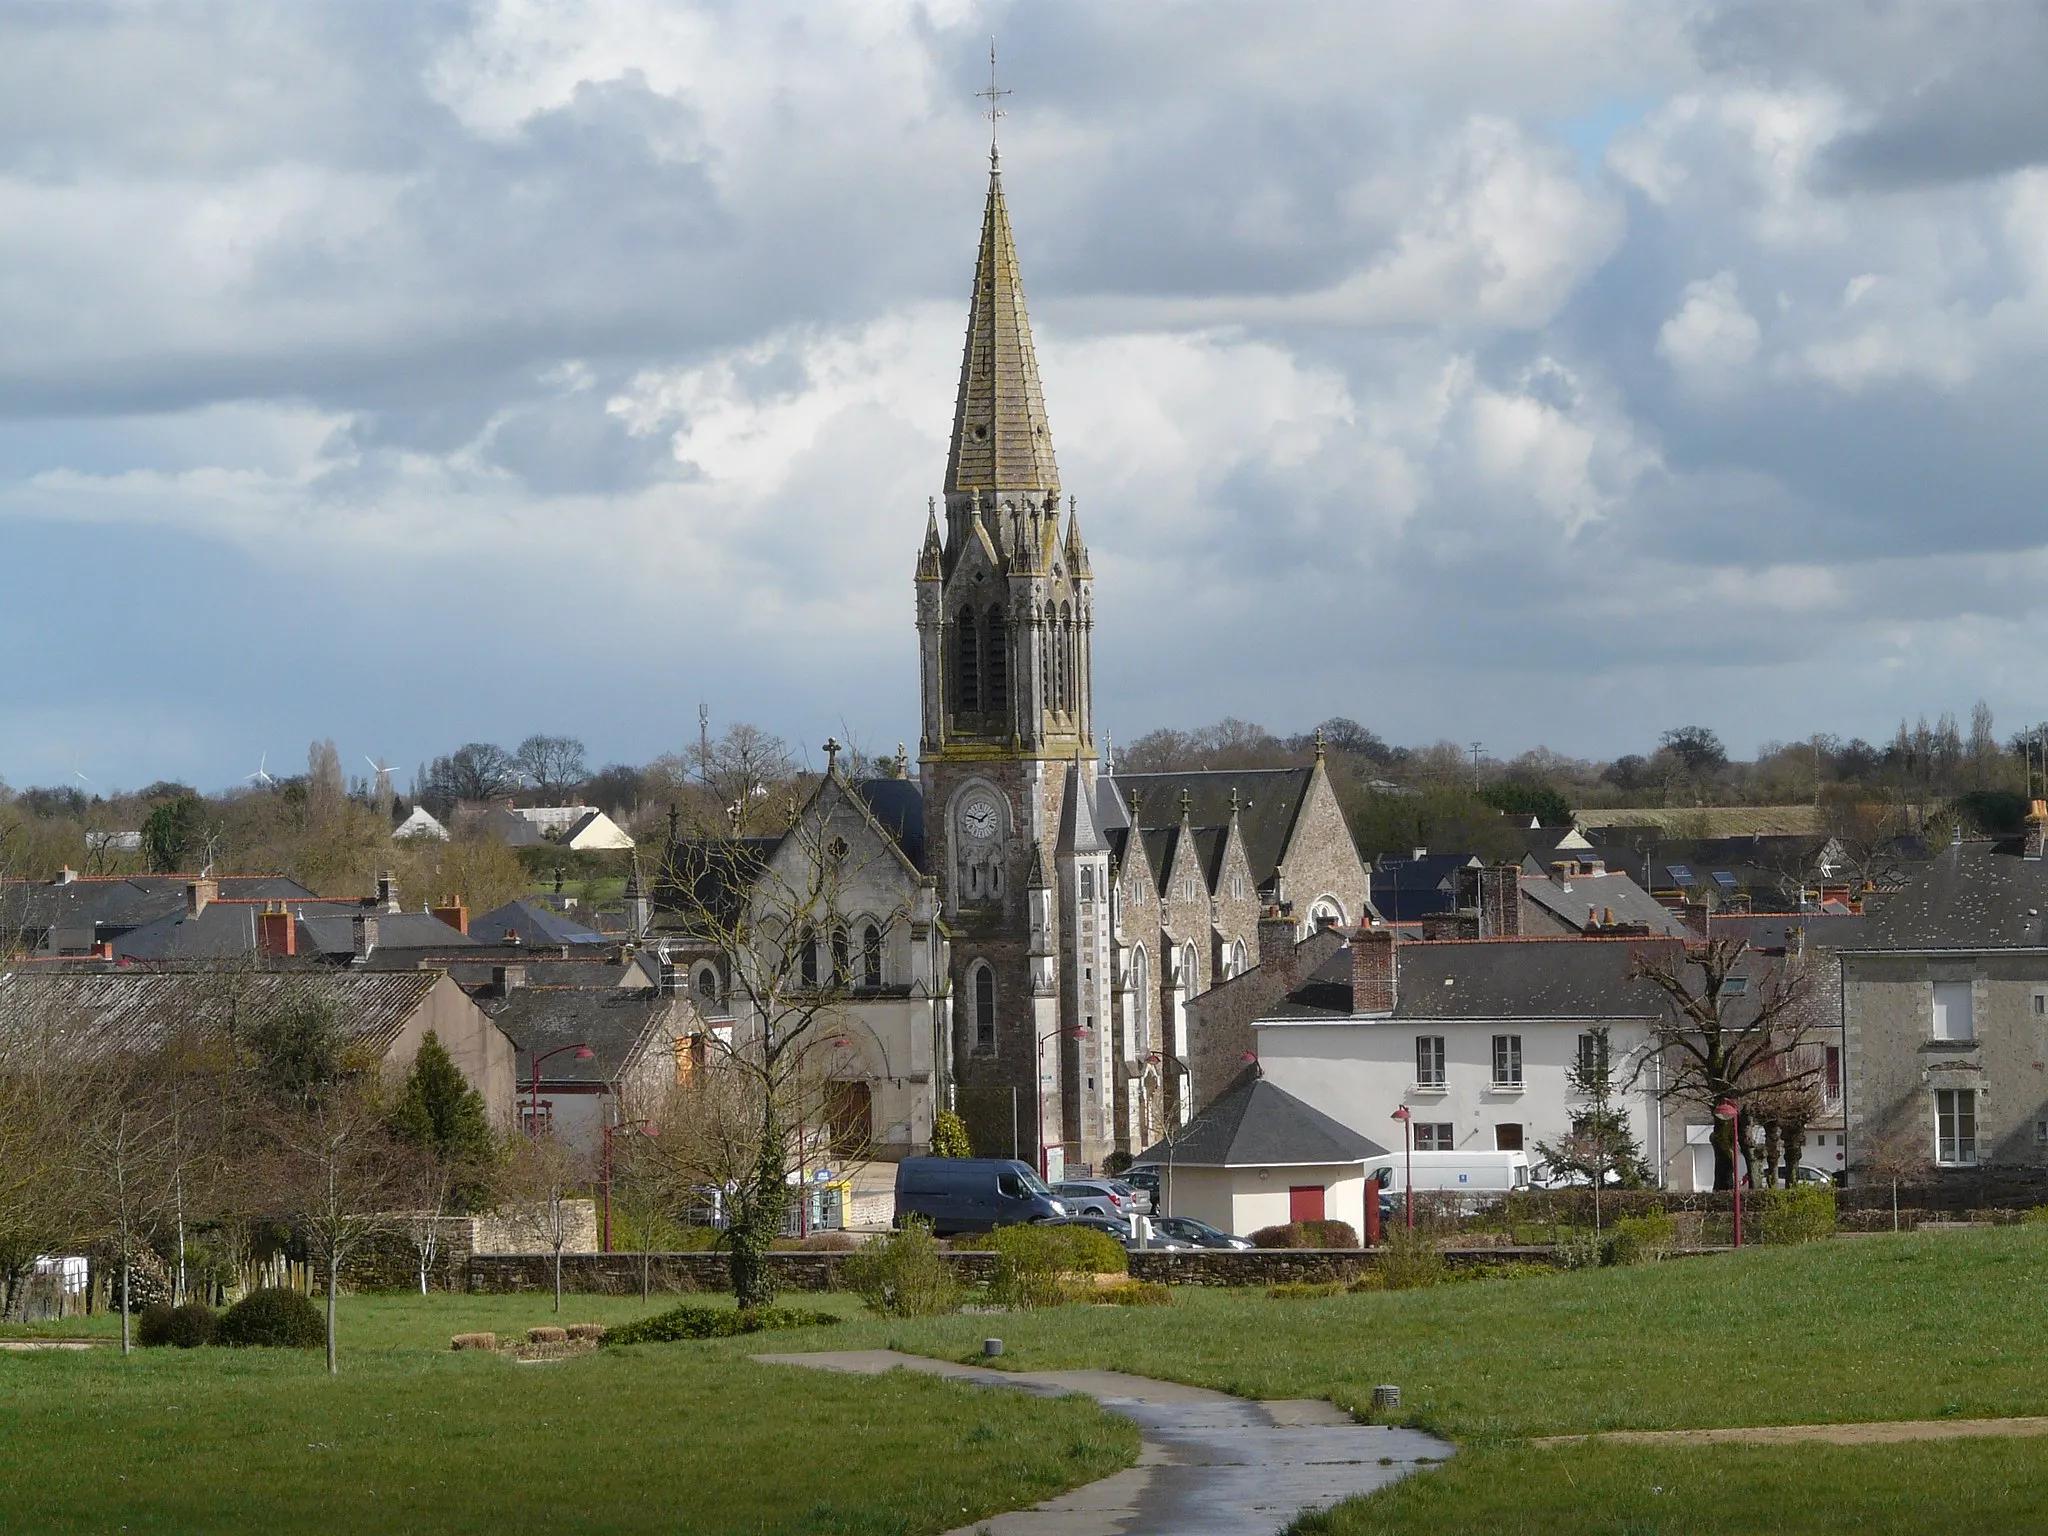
[1362,1150,1531,1196]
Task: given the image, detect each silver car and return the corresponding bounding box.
[1051,1179,1135,1218]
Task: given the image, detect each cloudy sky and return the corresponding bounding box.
[4,1,2047,791]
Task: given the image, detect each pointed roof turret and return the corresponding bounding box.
[916,497,944,581]
[1058,753,1107,855]
[945,165,1061,502]
[1062,496,1091,578]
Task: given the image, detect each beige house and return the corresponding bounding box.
[1135,1072,1385,1239]
[0,968,517,1117]
[483,802,637,852]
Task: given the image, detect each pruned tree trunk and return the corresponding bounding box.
[325,1254,339,1375]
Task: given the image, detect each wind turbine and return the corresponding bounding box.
[244,753,276,789]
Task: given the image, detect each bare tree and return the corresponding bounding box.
[264,1091,401,1374]
[75,1079,176,1354]
[1863,1130,1934,1233]
[499,1131,589,1314]
[657,784,896,1306]
[0,1027,89,1321]
[689,723,801,836]
[1630,937,1825,1191]
[1532,1027,1646,1233]
[392,1150,458,1296]
[515,735,589,805]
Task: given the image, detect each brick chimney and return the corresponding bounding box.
[431,896,469,935]
[1257,905,1299,987]
[1478,865,1521,938]
[1350,922,1397,1015]
[493,964,526,995]
[351,912,378,958]
[256,903,296,958]
[374,871,400,913]
[185,878,218,917]
[2026,800,2047,861]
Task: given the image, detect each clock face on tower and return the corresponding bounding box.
[960,793,1001,845]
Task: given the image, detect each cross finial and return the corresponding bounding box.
[823,737,841,773]
[1230,787,1241,815]
[976,40,1011,170]
[1180,788,1193,820]
[1315,726,1326,761]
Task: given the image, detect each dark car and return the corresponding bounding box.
[1124,1165,1161,1208]
[893,1158,1066,1235]
[1043,1214,1193,1252]
[1150,1215,1252,1251]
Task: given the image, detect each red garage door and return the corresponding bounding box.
[1289,1185,1326,1223]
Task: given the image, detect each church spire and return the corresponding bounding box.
[944,152,1060,504]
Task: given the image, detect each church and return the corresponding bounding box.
[652,140,1368,1181]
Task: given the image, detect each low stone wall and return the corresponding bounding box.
[466,1249,1002,1295]
[467,1245,1556,1294]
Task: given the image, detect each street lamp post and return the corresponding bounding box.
[1716,1098,1743,1248]
[527,1042,595,1137]
[600,1118,657,1252]
[1036,1024,1090,1180]
[1391,1105,1414,1231]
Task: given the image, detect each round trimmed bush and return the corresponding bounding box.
[137,1302,217,1348]
[217,1287,323,1348]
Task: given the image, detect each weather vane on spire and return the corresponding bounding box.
[975,40,1011,169]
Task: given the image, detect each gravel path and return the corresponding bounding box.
[754,1349,1450,1536]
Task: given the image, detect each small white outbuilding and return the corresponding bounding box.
[1134,1072,1389,1241]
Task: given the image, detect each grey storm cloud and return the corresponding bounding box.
[4,0,2048,790]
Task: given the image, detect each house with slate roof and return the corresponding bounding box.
[1134,1069,1387,1238]
[1840,825,2048,1184]
[479,981,698,1155]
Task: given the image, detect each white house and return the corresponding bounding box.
[483,802,637,852]
[1135,1072,1386,1238]
[1250,928,1674,1183]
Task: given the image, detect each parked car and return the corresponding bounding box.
[1053,1179,1138,1218]
[1150,1216,1252,1251]
[1108,1177,1151,1214]
[1364,1150,1532,1198]
[1043,1214,1194,1252]
[1124,1165,1160,1208]
[894,1158,1067,1235]
[1529,1163,1623,1190]
[1790,1165,1840,1187]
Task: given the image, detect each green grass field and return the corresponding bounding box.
[0,1292,1135,1536]
[8,1229,2048,1533]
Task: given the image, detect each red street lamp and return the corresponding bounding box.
[1036,1024,1091,1179]
[1715,1098,1744,1248]
[600,1118,657,1252]
[527,1042,595,1138]
[1390,1105,1414,1231]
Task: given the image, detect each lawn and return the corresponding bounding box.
[10,1229,2048,1533]
[0,1291,1136,1536]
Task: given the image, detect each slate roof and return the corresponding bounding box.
[1057,759,1108,855]
[1110,767,1315,888]
[1846,840,2048,950]
[0,969,446,1064]
[1368,854,1479,922]
[1520,871,1689,937]
[479,986,683,1085]
[1,876,318,943]
[469,899,609,947]
[1135,1072,1387,1168]
[1268,936,1688,1021]
[299,911,482,956]
[944,168,1060,499]
[1707,913,1868,952]
[855,779,927,873]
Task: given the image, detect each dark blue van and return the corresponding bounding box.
[893,1158,1067,1235]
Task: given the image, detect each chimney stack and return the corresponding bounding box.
[256,903,296,958]
[55,866,76,885]
[185,878,218,918]
[2026,801,2047,861]
[1257,905,1300,987]
[1478,865,1521,938]
[1350,922,1397,1015]
[432,896,469,935]
[493,964,526,995]
[351,912,378,958]
[374,872,400,913]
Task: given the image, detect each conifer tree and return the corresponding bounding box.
[388,1032,496,1205]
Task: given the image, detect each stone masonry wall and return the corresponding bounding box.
[1185,928,1347,1110]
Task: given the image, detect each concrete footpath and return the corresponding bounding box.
[753,1349,1451,1536]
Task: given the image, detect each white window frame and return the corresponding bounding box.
[1414,1035,1446,1090]
[1492,1033,1524,1089]
[1935,1088,1977,1166]
[1931,981,1974,1042]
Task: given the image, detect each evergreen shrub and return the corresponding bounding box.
[136,1303,217,1348]
[841,1223,960,1317]
[1249,1220,1360,1249]
[1606,1212,1677,1266]
[1754,1186,1837,1245]
[601,1305,840,1346]
[987,1223,1127,1310]
[217,1287,324,1348]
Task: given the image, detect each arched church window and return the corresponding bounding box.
[984,606,1008,713]
[954,608,981,713]
[798,926,818,988]
[972,963,997,1051]
[1181,941,1199,997]
[861,922,883,988]
[1231,939,1249,977]
[1132,946,1150,1054]
[830,925,850,983]
[1060,604,1076,713]
[693,964,721,1013]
